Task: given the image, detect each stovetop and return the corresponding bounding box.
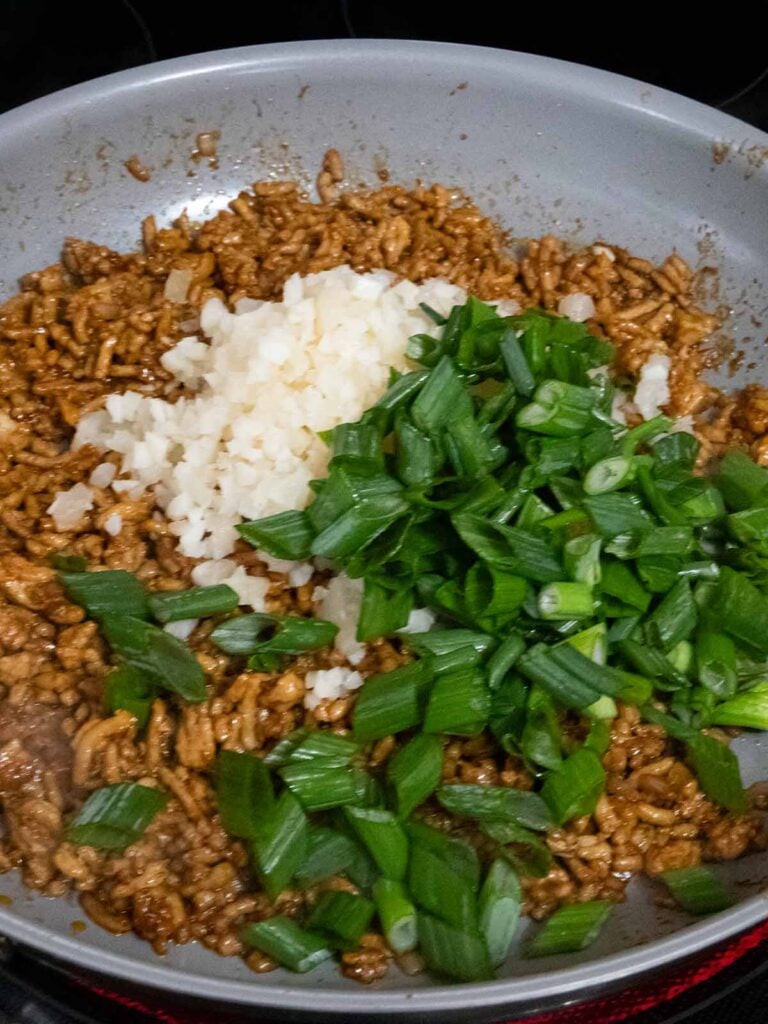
[1,0,768,128]
[0,3,766,1020]
[0,924,766,1024]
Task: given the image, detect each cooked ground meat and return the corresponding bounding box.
[0,157,765,981]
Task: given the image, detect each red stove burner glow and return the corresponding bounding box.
[67,921,768,1024]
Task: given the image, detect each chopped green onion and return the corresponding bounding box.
[563,534,602,587]
[251,789,308,899]
[685,732,748,813]
[705,681,768,729]
[500,329,535,396]
[483,819,554,878]
[262,728,310,766]
[419,302,446,325]
[521,686,563,770]
[50,553,87,572]
[265,729,357,767]
[528,436,581,476]
[619,639,687,689]
[411,356,472,435]
[236,510,315,560]
[310,493,410,560]
[452,514,563,582]
[668,639,693,674]
[423,668,491,735]
[621,416,673,455]
[343,806,409,881]
[444,412,501,480]
[600,561,650,612]
[678,485,725,523]
[584,718,613,754]
[386,734,444,818]
[636,464,687,526]
[527,901,613,957]
[652,431,700,470]
[645,579,697,651]
[308,890,375,945]
[67,782,167,850]
[60,569,148,620]
[705,567,768,654]
[329,420,385,466]
[537,582,595,621]
[357,578,413,641]
[583,493,653,537]
[583,456,634,495]
[566,622,607,665]
[519,642,641,710]
[696,632,737,698]
[541,748,606,825]
[216,750,274,839]
[408,842,478,930]
[607,615,642,643]
[636,555,682,593]
[209,613,277,655]
[148,584,239,624]
[373,879,418,953]
[100,614,207,702]
[516,380,596,437]
[371,369,431,417]
[395,419,438,488]
[352,661,433,743]
[351,767,382,809]
[517,493,556,530]
[406,822,481,889]
[661,866,733,915]
[104,664,154,729]
[716,450,768,511]
[487,632,526,690]
[635,526,694,558]
[294,827,361,885]
[406,629,494,675]
[241,917,332,973]
[248,616,338,669]
[436,784,552,832]
[479,858,522,966]
[417,913,493,982]
[465,563,527,625]
[727,507,768,552]
[279,762,359,812]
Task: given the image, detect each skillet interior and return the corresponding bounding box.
[0,39,767,1017]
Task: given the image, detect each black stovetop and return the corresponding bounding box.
[0,925,766,1024]
[1,0,768,128]
[1,4,766,1021]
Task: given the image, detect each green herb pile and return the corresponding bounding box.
[59,298,768,980]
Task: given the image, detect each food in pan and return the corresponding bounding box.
[1,152,766,983]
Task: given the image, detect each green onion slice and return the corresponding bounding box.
[67,782,167,850]
[478,858,522,966]
[100,614,207,702]
[308,890,375,945]
[241,917,333,973]
[60,569,149,620]
[436,783,552,831]
[527,901,613,957]
[417,913,493,982]
[148,584,239,623]
[660,866,733,915]
[373,878,418,954]
[343,806,409,881]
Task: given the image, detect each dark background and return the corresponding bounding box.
[0,0,767,127]
[0,4,766,1022]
